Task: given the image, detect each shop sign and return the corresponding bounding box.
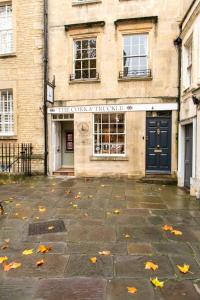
[48,103,178,114]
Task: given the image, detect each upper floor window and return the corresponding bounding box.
[0,90,14,135]
[0,4,13,55]
[122,34,150,78]
[72,0,101,5]
[186,41,192,87]
[71,38,98,81]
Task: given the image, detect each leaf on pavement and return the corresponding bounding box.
[22,249,34,255]
[177,264,190,274]
[37,245,52,253]
[98,250,111,256]
[3,262,21,271]
[127,287,137,294]
[162,225,173,231]
[73,204,78,208]
[0,256,8,264]
[171,229,183,236]
[113,209,120,215]
[145,261,159,271]
[36,259,44,267]
[48,226,54,230]
[90,257,97,264]
[38,206,46,213]
[151,277,164,288]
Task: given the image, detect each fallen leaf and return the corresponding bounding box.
[36,259,44,267]
[22,249,34,256]
[171,229,183,236]
[73,204,78,208]
[151,277,164,288]
[48,226,54,230]
[127,287,137,294]
[51,189,55,193]
[38,206,46,213]
[37,245,51,253]
[22,216,28,220]
[75,195,81,200]
[145,261,159,271]
[101,184,105,187]
[16,203,21,207]
[3,262,21,271]
[90,257,97,264]
[162,225,173,231]
[35,217,40,220]
[98,251,111,256]
[124,234,131,238]
[177,264,190,274]
[4,239,10,243]
[113,210,120,215]
[0,256,8,264]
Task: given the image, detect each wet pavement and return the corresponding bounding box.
[0,177,200,299]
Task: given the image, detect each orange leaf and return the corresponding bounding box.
[127,287,137,294]
[37,245,51,253]
[162,225,173,231]
[171,229,183,236]
[3,262,21,271]
[145,261,159,271]
[90,257,97,264]
[177,264,190,274]
[36,259,44,267]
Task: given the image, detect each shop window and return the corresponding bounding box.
[0,4,13,55]
[0,89,14,135]
[72,38,98,80]
[122,34,150,78]
[94,113,125,155]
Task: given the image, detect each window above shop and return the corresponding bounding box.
[93,113,126,156]
[0,89,14,136]
[0,3,13,55]
[185,39,193,88]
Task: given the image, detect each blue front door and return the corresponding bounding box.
[146,115,171,173]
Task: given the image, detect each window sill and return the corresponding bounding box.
[90,156,129,161]
[118,76,153,82]
[72,0,102,6]
[0,135,17,140]
[69,79,101,84]
[0,53,16,59]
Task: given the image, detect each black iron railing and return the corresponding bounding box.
[0,143,32,176]
[119,69,152,79]
[70,72,100,81]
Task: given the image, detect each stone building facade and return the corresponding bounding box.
[178,0,200,197]
[47,0,192,177]
[0,0,44,173]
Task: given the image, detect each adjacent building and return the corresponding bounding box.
[47,0,191,177]
[178,0,200,197]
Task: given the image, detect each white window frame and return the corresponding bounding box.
[186,41,193,87]
[72,0,101,4]
[0,89,14,136]
[93,113,126,157]
[0,3,13,55]
[123,33,149,77]
[73,38,97,80]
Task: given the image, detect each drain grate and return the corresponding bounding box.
[28,220,66,235]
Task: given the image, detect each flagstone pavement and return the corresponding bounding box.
[0,176,200,299]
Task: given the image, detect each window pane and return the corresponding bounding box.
[94,114,101,123]
[88,49,96,58]
[82,69,89,78]
[82,60,89,69]
[82,40,88,49]
[90,69,96,78]
[75,50,81,59]
[90,59,96,68]
[75,60,81,69]
[102,114,109,123]
[90,39,96,48]
[75,70,81,79]
[75,40,81,50]
[102,124,109,133]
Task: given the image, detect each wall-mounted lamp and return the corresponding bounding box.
[192,95,200,105]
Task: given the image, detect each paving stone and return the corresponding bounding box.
[139,203,168,209]
[107,215,148,226]
[35,277,107,300]
[0,278,39,300]
[127,243,153,255]
[170,256,200,279]
[154,280,200,300]
[164,226,200,242]
[114,255,175,278]
[152,242,193,256]
[106,278,155,300]
[64,255,113,277]
[67,224,116,242]
[117,226,164,242]
[68,242,127,255]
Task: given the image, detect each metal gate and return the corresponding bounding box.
[0,143,32,176]
[184,124,193,188]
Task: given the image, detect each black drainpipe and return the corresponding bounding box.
[174,37,182,122]
[44,0,48,176]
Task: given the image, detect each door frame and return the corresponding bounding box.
[145,112,172,174]
[184,123,193,188]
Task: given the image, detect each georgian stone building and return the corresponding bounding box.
[178,0,200,197]
[0,0,44,173]
[47,0,192,177]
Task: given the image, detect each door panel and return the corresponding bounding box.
[184,124,193,188]
[146,115,171,172]
[52,122,61,171]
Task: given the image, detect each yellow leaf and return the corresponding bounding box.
[177,264,190,274]
[162,225,173,231]
[171,229,183,236]
[124,234,131,239]
[127,287,137,294]
[145,261,159,271]
[22,249,34,255]
[151,277,164,288]
[3,262,21,271]
[22,216,28,220]
[101,184,105,187]
[48,226,54,230]
[38,206,46,212]
[73,204,78,208]
[0,256,8,264]
[16,203,21,207]
[113,210,120,215]
[98,251,111,256]
[37,245,51,253]
[90,257,97,264]
[36,259,44,267]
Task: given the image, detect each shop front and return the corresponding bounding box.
[48,103,178,178]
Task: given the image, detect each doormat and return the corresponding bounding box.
[28,220,66,235]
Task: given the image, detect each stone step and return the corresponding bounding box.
[140,175,177,185]
[53,168,75,177]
